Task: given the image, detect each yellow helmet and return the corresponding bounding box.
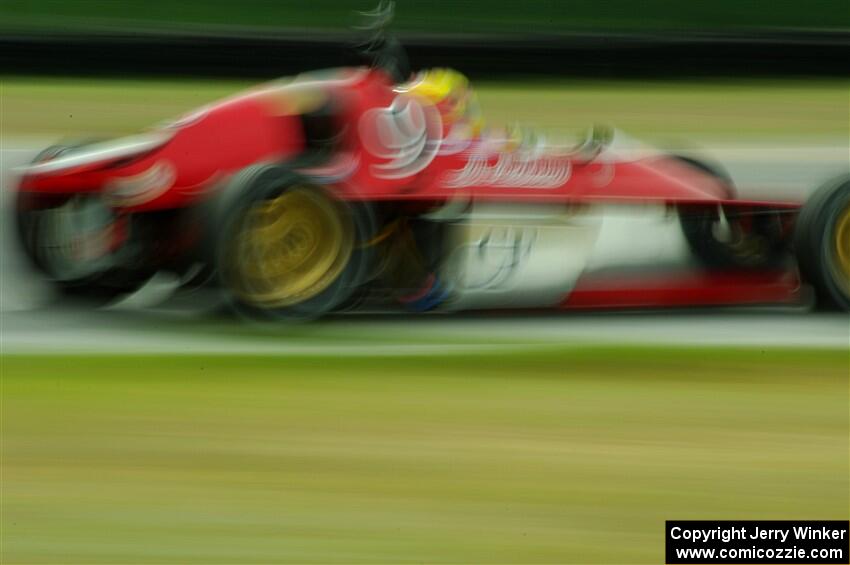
[398,68,483,133]
[403,68,467,102]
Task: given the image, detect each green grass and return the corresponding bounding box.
[1,76,847,141]
[2,348,847,563]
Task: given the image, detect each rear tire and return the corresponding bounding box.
[214,164,376,320]
[794,175,850,310]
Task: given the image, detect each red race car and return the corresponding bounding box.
[14,64,850,319]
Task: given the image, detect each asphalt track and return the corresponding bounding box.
[2,139,848,353]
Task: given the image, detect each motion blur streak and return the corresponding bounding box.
[1,2,848,564]
[2,352,848,562]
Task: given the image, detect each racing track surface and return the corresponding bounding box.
[2,138,848,353]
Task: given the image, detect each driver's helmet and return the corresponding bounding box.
[396,68,483,137]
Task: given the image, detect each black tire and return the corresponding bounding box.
[794,175,850,311]
[15,145,153,306]
[213,164,376,320]
[676,155,787,270]
[16,195,153,305]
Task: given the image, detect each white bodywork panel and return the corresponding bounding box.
[439,202,693,310]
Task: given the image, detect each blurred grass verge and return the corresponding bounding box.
[2,348,847,563]
[1,76,847,141]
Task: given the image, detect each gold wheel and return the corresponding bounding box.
[833,203,850,288]
[227,185,354,308]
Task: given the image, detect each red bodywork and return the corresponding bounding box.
[16,67,804,310]
[19,68,801,211]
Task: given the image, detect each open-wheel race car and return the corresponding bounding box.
[13,26,850,320]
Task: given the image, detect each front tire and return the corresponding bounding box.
[676,156,788,270]
[795,175,850,310]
